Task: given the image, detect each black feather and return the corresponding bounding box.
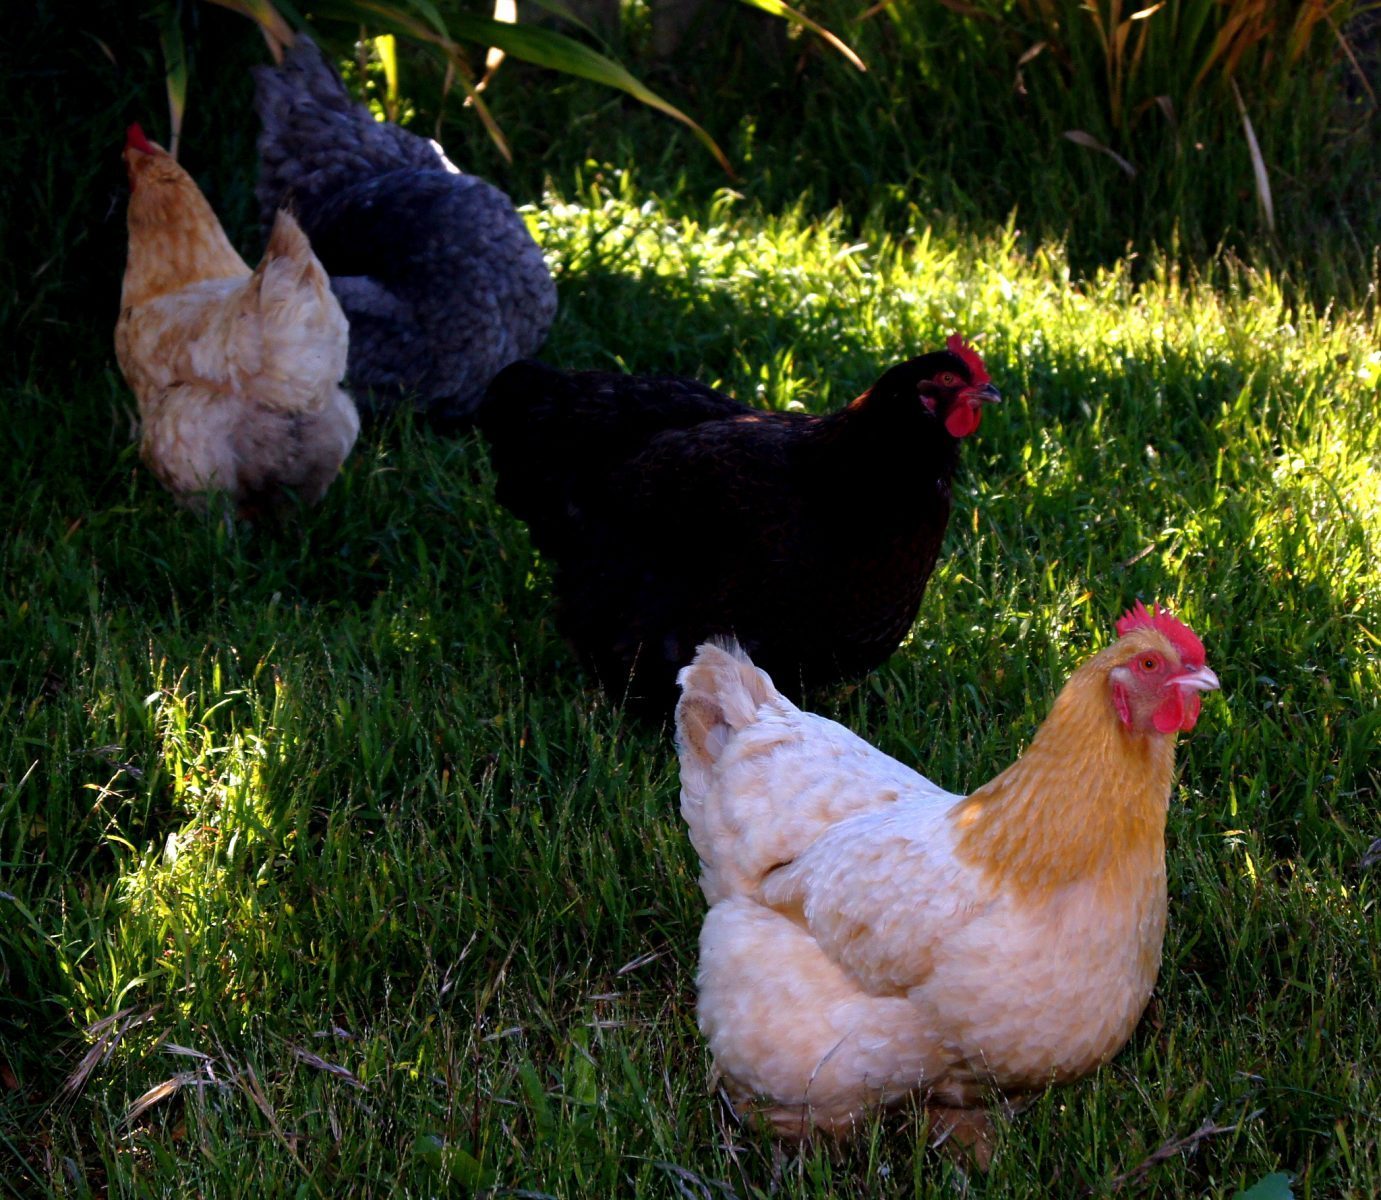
[477,351,999,711]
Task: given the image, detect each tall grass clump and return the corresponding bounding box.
[630,0,1379,298]
[19,0,1376,304]
[491,0,1377,297]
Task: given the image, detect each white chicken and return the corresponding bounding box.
[674,603,1219,1156]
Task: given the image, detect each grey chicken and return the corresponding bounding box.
[253,35,557,428]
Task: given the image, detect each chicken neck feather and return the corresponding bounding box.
[949,635,1178,905]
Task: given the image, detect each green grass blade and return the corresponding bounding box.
[735,0,867,70]
[158,8,188,159]
[349,0,732,174]
[1232,78,1275,233]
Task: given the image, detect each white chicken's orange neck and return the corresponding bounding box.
[948,643,1177,905]
[121,170,249,308]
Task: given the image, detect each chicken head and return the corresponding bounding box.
[1109,602,1220,734]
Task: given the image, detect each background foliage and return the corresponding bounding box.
[2,0,1379,1196]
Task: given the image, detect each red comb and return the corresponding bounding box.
[946,334,990,387]
[1115,601,1205,667]
[126,123,158,154]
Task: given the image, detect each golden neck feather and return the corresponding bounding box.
[121,166,248,308]
[950,641,1177,902]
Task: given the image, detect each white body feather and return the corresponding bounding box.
[675,641,1167,1134]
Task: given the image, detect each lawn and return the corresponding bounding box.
[2,2,1379,1197]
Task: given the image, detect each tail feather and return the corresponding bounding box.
[260,208,313,271]
[675,639,781,802]
[245,210,349,412]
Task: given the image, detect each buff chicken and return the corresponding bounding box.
[115,124,358,517]
[674,602,1219,1156]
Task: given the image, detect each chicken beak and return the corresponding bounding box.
[1173,665,1220,693]
[969,383,1002,406]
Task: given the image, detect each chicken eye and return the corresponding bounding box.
[937,372,960,387]
[1141,656,1159,672]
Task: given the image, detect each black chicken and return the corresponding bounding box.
[477,338,1000,711]
[252,36,557,428]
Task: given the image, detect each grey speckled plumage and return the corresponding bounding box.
[253,36,557,427]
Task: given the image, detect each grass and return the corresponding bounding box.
[3,2,1381,1196]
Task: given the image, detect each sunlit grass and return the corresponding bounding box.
[2,164,1379,1197]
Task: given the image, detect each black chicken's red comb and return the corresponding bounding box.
[946,334,990,386]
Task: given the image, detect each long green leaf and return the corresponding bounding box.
[203,0,297,56]
[348,4,512,161]
[207,0,513,159]
[1231,78,1274,234]
[517,0,602,42]
[383,0,450,38]
[350,0,732,174]
[736,0,866,71]
[159,7,188,160]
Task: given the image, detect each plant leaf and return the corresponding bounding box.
[158,9,188,160]
[124,1073,214,1125]
[520,0,605,41]
[1193,7,1254,90]
[1327,13,1377,107]
[1233,1172,1294,1200]
[203,0,297,59]
[735,0,866,71]
[374,33,399,120]
[351,0,733,175]
[483,0,516,80]
[1063,129,1136,177]
[1231,79,1274,233]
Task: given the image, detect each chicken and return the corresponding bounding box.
[477,341,1000,710]
[674,602,1220,1155]
[252,35,557,428]
[115,124,359,516]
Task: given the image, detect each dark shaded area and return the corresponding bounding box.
[1,1,264,374]
[6,0,1378,390]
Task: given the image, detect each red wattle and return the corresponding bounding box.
[945,403,980,439]
[1152,691,1184,734]
[1112,682,1132,729]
